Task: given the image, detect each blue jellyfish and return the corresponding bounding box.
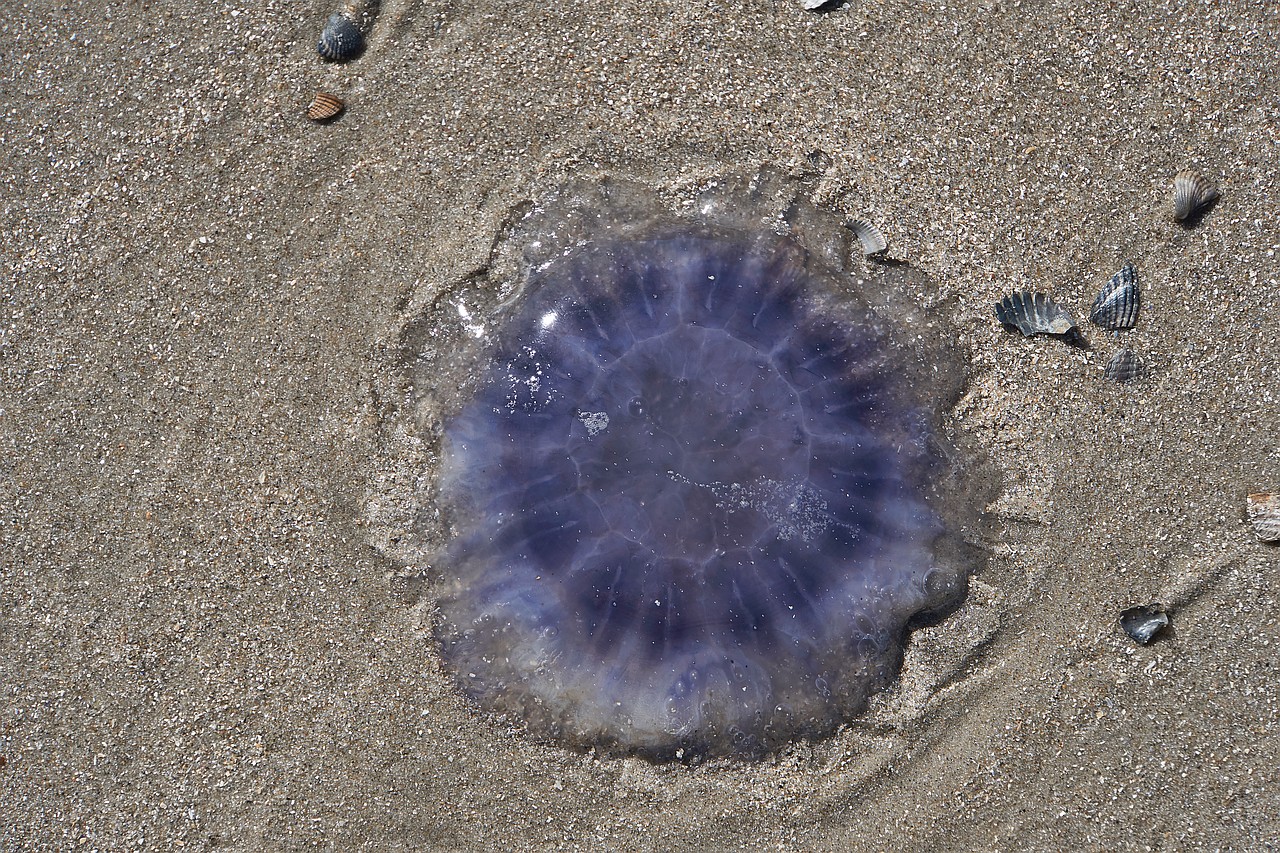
[425,175,981,760]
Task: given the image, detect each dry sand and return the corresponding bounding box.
[3,0,1279,849]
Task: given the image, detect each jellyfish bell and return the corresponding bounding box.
[391,170,990,761]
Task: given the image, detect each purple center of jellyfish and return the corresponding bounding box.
[435,227,962,760]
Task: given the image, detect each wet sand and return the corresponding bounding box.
[3,0,1278,849]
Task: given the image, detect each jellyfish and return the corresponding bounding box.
[405,172,985,760]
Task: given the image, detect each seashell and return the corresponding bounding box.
[1103,347,1143,382]
[994,291,1077,337]
[306,92,345,121]
[848,218,888,257]
[1172,171,1218,222]
[1119,604,1169,645]
[1090,263,1140,330]
[317,12,364,61]
[1246,492,1280,543]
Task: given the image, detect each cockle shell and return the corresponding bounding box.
[995,291,1077,337]
[848,218,888,257]
[306,92,345,121]
[1090,263,1140,330]
[318,12,364,61]
[1103,348,1143,383]
[1173,171,1218,222]
[1246,492,1280,543]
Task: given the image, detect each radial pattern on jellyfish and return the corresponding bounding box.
[426,175,976,760]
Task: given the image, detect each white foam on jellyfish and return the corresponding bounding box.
[455,300,486,339]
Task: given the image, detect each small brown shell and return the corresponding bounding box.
[1246,492,1280,543]
[1173,171,1218,222]
[307,92,345,122]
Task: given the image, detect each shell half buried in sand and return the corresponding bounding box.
[1246,492,1280,542]
[848,218,888,257]
[1103,347,1143,382]
[317,12,364,61]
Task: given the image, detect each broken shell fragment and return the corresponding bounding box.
[995,291,1077,337]
[1246,492,1280,542]
[317,12,364,61]
[1119,604,1169,645]
[1103,347,1143,383]
[306,92,345,121]
[1090,263,1140,330]
[848,218,888,257]
[1173,171,1218,222]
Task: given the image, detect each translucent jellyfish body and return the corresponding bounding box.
[408,173,983,760]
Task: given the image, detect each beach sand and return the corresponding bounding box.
[3,0,1278,849]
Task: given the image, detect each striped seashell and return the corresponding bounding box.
[1246,492,1280,542]
[848,218,888,257]
[994,291,1076,337]
[1119,604,1169,645]
[318,12,364,61]
[307,92,345,121]
[1090,262,1140,330]
[1173,171,1218,222]
[1103,347,1142,382]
